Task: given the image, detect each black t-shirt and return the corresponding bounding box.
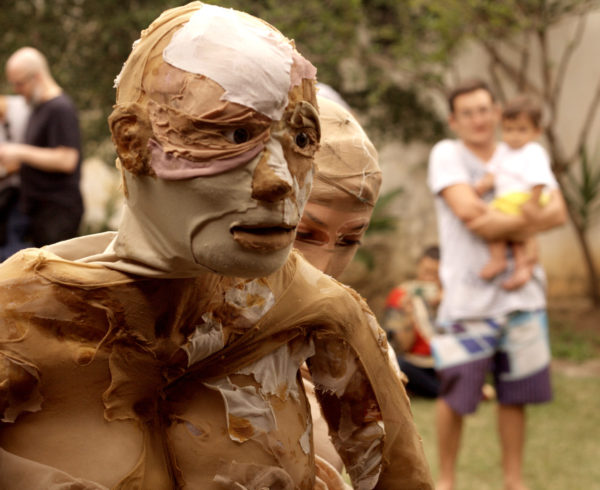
[20,93,83,211]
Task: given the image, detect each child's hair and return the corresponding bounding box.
[502,95,542,128]
[421,245,440,261]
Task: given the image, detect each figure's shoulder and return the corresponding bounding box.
[0,247,134,290]
[289,251,371,314]
[284,250,353,294]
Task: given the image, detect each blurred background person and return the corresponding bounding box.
[0,47,83,253]
[384,245,442,399]
[0,94,29,260]
[429,78,566,490]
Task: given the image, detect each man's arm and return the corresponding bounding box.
[0,142,79,174]
[468,188,567,240]
[520,188,568,232]
[441,184,567,241]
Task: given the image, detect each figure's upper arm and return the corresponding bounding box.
[307,295,433,489]
[0,351,43,423]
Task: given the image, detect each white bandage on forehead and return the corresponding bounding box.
[163,4,293,120]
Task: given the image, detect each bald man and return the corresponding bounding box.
[0,47,83,249]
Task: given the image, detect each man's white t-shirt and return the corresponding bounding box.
[488,141,557,197]
[428,139,556,323]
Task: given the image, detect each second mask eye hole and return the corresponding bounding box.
[295,131,309,148]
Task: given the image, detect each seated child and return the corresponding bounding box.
[475,95,556,290]
[384,246,441,398]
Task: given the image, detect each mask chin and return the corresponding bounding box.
[192,239,294,279]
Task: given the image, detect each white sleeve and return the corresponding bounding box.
[5,96,31,143]
[428,140,470,194]
[522,143,558,189]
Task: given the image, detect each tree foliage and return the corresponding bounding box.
[0,0,183,153]
[0,0,447,154]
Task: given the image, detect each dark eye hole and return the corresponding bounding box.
[295,131,309,148]
[224,127,251,144]
[337,237,362,247]
[233,128,250,144]
[296,230,327,246]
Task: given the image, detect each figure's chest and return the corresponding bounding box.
[165,342,316,489]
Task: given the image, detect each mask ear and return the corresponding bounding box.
[108,103,154,176]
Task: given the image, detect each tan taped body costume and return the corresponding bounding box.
[0,244,431,489]
[0,3,432,489]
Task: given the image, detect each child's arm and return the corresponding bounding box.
[513,185,545,230]
[529,184,544,205]
[474,173,495,196]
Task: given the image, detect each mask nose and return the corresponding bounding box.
[251,139,293,202]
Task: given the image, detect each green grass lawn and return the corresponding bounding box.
[411,371,600,489]
[409,306,600,490]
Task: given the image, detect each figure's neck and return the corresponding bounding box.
[109,205,217,279]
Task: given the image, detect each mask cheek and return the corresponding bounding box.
[295,241,330,274]
[293,168,313,214]
[279,163,312,225]
[280,133,315,197]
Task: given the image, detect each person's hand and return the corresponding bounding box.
[474,173,495,196]
[0,143,23,175]
[520,198,543,225]
[0,95,6,122]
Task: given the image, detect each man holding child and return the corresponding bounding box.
[427,78,567,490]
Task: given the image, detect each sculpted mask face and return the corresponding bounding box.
[109,4,320,277]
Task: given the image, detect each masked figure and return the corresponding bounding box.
[0,3,432,489]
